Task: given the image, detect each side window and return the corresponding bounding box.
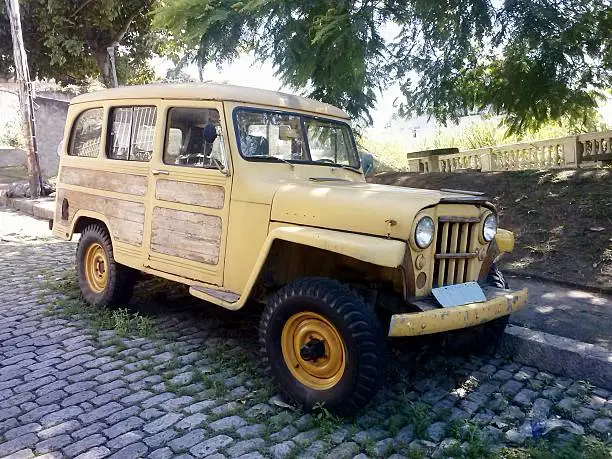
[69,108,103,157]
[108,106,156,161]
[164,107,226,169]
[235,110,307,161]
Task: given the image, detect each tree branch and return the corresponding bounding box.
[71,0,97,18]
[111,12,138,45]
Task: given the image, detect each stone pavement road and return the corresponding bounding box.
[1,209,611,458]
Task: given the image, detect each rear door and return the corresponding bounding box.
[143,100,232,286]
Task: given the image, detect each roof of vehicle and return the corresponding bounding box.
[71,83,350,119]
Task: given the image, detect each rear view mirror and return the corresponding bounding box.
[279,125,300,141]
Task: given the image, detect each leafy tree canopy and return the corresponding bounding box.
[153,0,611,133]
[0,0,158,86]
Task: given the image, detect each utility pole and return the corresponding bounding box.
[5,0,43,198]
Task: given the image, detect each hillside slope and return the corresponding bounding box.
[372,169,611,290]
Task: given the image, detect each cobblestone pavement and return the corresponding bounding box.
[1,211,611,458]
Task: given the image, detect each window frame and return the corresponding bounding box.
[232,106,361,169]
[162,106,228,170]
[106,105,157,162]
[68,107,104,158]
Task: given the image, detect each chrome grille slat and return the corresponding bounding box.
[434,218,479,286]
[437,222,449,287]
[456,223,470,283]
[447,224,460,284]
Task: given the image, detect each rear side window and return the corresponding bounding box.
[69,108,103,157]
[108,106,156,162]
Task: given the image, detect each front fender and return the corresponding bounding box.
[266,226,407,268]
[226,226,407,311]
[495,229,515,254]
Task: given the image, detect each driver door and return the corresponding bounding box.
[143,100,232,286]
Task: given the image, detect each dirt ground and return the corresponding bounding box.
[372,169,612,291]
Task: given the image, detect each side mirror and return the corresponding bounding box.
[361,152,374,177]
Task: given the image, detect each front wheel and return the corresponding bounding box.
[442,263,510,354]
[259,278,386,414]
[76,223,137,307]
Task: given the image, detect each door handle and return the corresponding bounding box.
[151,170,169,176]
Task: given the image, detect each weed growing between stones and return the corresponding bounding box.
[41,268,158,339]
[406,402,432,439]
[499,435,609,459]
[312,403,344,437]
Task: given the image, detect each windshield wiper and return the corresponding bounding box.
[312,159,362,174]
[253,156,295,169]
[332,163,362,174]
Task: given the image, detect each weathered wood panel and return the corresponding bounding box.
[57,189,145,246]
[151,207,221,265]
[155,180,224,209]
[61,167,148,196]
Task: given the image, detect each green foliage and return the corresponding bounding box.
[43,268,157,339]
[311,402,344,436]
[405,402,432,439]
[153,0,611,133]
[499,435,610,459]
[1,0,159,86]
[0,120,24,149]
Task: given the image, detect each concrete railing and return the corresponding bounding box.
[407,130,612,172]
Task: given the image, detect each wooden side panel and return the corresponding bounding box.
[58,189,145,245]
[155,180,224,209]
[151,207,222,265]
[61,167,148,196]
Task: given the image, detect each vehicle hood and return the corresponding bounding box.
[270,179,457,239]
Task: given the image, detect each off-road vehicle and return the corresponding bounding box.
[52,84,528,413]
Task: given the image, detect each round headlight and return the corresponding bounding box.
[483,214,498,242]
[415,216,435,249]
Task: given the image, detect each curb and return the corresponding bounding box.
[504,268,612,295]
[0,194,55,221]
[500,325,612,391]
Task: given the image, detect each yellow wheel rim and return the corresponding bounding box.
[281,311,346,391]
[84,242,108,293]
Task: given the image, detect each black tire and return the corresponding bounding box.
[486,262,509,289]
[442,263,510,354]
[76,223,137,307]
[259,277,386,414]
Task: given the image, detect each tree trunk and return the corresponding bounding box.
[94,49,114,87]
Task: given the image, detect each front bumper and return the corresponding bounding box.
[388,287,528,337]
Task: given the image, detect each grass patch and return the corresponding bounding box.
[500,435,609,459]
[42,268,157,339]
[405,402,432,439]
[311,403,344,437]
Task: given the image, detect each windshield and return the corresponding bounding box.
[235,108,360,169]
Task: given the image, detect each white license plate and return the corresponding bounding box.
[432,282,486,308]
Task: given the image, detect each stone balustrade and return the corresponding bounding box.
[406,130,612,172]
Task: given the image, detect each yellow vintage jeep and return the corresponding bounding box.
[52,84,527,413]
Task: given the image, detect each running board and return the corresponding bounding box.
[189,285,240,305]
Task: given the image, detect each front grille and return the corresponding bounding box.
[433,217,480,286]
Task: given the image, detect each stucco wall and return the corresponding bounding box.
[33,95,69,177]
[0,89,70,178]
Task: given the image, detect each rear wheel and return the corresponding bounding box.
[259,277,386,414]
[76,223,137,306]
